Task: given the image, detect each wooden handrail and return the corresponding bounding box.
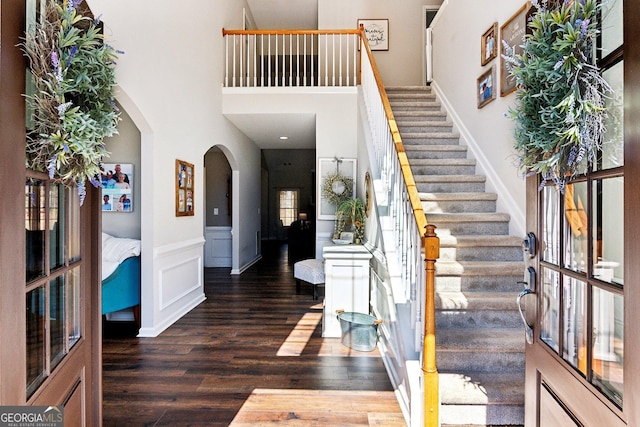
[359,28,429,236]
[222,28,360,36]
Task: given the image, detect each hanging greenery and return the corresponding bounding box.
[504,0,611,192]
[22,0,121,203]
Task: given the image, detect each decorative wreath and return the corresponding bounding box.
[321,172,353,206]
[21,0,121,204]
[504,0,610,192]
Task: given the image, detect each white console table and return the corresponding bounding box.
[322,244,373,338]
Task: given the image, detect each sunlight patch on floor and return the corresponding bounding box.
[277,312,323,356]
[229,388,407,426]
[277,308,382,358]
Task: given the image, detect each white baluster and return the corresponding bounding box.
[224,34,229,87]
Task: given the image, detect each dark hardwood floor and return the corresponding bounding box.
[102,242,406,426]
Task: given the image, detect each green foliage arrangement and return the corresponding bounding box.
[334,198,365,242]
[22,0,121,203]
[504,0,610,191]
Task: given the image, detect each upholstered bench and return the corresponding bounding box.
[294,258,325,300]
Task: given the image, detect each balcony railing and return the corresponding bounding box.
[222,29,361,88]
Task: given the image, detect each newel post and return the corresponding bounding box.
[423,223,440,426]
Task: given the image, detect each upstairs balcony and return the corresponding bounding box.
[222,29,361,88]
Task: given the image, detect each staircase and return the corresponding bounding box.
[386,86,526,426]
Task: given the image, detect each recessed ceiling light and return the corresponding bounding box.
[279,136,289,140]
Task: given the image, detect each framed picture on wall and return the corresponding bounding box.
[481,22,498,66]
[101,163,133,213]
[176,159,194,216]
[358,19,389,51]
[317,157,356,220]
[500,2,532,96]
[477,66,496,108]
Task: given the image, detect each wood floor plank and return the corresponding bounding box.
[102,242,406,426]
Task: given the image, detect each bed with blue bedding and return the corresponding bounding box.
[102,233,141,319]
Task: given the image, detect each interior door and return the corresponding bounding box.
[521,1,640,425]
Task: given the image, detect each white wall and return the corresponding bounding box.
[431,0,526,235]
[222,87,359,253]
[319,0,442,86]
[88,0,262,336]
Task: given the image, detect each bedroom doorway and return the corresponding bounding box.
[102,103,143,332]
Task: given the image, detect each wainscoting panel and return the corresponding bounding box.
[139,237,206,337]
[204,226,232,267]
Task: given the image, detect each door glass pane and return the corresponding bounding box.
[26,286,46,396]
[540,267,560,352]
[50,275,66,370]
[601,0,623,57]
[68,188,81,262]
[26,179,46,282]
[592,177,623,285]
[542,185,560,265]
[598,61,624,170]
[50,184,65,270]
[592,287,623,408]
[562,277,587,375]
[67,267,81,348]
[563,182,588,273]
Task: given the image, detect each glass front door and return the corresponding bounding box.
[523,1,639,425]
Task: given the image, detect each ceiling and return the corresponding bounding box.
[246,0,318,30]
[228,1,318,150]
[224,113,317,150]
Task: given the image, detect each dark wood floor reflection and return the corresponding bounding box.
[102,242,406,426]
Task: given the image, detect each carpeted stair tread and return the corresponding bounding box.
[438,234,523,247]
[440,371,525,403]
[428,212,511,222]
[435,260,524,276]
[436,291,521,311]
[414,174,485,182]
[420,192,496,202]
[436,327,524,351]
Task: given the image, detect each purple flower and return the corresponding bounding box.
[68,0,82,11]
[51,51,59,70]
[57,101,72,117]
[538,178,547,191]
[108,100,120,112]
[62,143,70,153]
[567,145,577,166]
[94,14,103,24]
[553,59,564,71]
[90,176,103,188]
[47,156,56,179]
[66,45,78,68]
[77,180,86,206]
[580,19,590,39]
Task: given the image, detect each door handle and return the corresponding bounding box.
[522,232,536,258]
[517,287,534,344]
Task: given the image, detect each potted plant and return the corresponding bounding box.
[333,198,366,244]
[503,0,610,192]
